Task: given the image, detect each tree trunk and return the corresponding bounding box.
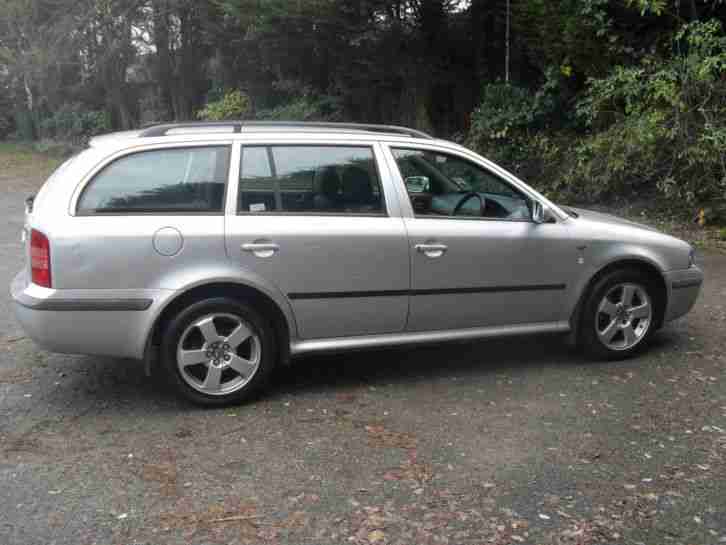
[153,0,175,121]
[689,0,699,21]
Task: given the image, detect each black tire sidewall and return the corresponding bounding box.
[161,297,276,406]
[580,269,658,361]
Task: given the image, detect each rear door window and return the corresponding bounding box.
[77,146,230,214]
[238,145,384,215]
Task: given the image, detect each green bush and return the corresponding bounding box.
[255,95,342,122]
[565,20,726,206]
[467,83,558,185]
[14,111,38,141]
[0,114,12,139]
[39,103,110,143]
[196,90,251,121]
[467,20,726,215]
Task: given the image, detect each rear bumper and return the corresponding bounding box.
[664,266,703,322]
[11,269,173,359]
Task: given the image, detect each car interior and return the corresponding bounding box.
[393,149,532,221]
[239,146,383,214]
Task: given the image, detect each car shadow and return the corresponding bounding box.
[269,327,683,399]
[41,329,680,413]
[272,334,583,396]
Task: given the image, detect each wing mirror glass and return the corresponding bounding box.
[531,200,550,224]
[405,176,430,193]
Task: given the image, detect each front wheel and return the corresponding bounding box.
[161,297,276,406]
[580,269,659,360]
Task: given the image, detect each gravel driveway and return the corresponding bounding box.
[1,177,725,545]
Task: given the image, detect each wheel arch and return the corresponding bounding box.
[569,258,668,344]
[144,281,294,375]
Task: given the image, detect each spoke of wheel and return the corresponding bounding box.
[225,323,252,350]
[196,317,220,344]
[599,299,618,318]
[622,324,637,346]
[630,302,651,319]
[228,354,256,377]
[179,349,207,368]
[202,364,223,391]
[599,319,619,343]
[622,285,635,306]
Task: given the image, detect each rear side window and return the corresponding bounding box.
[77,146,230,214]
[238,145,384,215]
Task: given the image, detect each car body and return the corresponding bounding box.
[11,121,703,404]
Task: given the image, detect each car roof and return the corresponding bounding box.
[88,121,440,151]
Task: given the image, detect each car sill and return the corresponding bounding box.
[290,321,570,356]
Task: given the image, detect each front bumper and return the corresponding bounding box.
[11,269,174,359]
[664,265,704,322]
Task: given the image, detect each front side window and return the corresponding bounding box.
[238,145,384,214]
[78,146,230,214]
[392,148,531,220]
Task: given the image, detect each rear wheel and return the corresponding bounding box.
[161,297,276,406]
[580,269,659,360]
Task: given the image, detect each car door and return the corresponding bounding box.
[384,144,577,332]
[225,141,410,340]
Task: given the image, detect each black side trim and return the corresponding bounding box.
[412,284,566,296]
[289,290,409,300]
[15,294,153,311]
[288,284,566,300]
[672,279,703,290]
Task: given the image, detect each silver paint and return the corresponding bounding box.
[153,226,184,257]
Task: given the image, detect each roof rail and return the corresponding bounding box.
[138,121,433,139]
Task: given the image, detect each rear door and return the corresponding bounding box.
[224,141,410,340]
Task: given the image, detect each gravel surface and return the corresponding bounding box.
[1,177,725,545]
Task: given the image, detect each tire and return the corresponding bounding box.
[579,268,661,360]
[161,297,277,406]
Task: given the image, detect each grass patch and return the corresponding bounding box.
[0,141,68,190]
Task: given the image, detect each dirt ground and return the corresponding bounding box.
[1,151,725,545]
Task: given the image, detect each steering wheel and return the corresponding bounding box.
[452,192,485,216]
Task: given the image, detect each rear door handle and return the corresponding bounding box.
[415,243,448,258]
[242,242,279,258]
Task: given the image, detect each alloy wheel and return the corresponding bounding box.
[595,283,652,351]
[176,313,261,395]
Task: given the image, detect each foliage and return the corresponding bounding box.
[38,103,111,143]
[561,20,726,205]
[256,95,343,122]
[0,114,11,139]
[13,111,38,141]
[196,90,251,121]
[466,80,560,183]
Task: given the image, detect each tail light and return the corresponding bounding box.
[30,229,51,288]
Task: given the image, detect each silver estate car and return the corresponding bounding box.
[11,121,703,405]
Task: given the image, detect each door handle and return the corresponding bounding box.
[242,242,279,258]
[415,243,448,258]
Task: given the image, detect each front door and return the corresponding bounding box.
[386,145,575,332]
[225,142,410,340]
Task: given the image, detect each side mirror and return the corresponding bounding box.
[405,176,430,193]
[531,201,549,224]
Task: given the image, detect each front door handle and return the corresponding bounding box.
[415,243,448,258]
[242,242,279,258]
